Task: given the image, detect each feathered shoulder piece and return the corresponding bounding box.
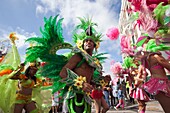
[25,16,73,93]
[26,15,73,62]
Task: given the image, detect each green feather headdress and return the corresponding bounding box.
[146,39,170,52]
[154,2,170,26]
[73,17,102,49]
[122,56,137,69]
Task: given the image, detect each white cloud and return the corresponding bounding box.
[35,0,120,31]
[36,5,45,14]
[35,0,121,75]
[0,27,36,47]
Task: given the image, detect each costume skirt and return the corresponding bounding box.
[142,77,170,97]
[131,87,150,101]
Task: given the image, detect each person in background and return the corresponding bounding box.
[125,80,130,97]
[112,80,120,106]
[51,91,59,113]
[109,84,114,107]
[121,80,128,100]
[103,81,111,107]
[114,85,125,110]
[128,67,136,105]
[131,64,150,113]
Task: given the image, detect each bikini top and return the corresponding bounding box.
[150,63,163,70]
[142,52,163,70]
[20,79,35,88]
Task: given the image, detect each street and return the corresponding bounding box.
[92,100,164,113]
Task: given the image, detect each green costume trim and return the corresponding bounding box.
[69,97,88,113]
[60,68,93,105]
[153,2,170,25]
[122,56,137,69]
[146,39,170,52]
[76,56,86,68]
[74,95,84,106]
[72,47,102,72]
[30,108,39,113]
[25,15,73,95]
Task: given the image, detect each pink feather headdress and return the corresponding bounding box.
[120,35,134,56]
[132,1,158,37]
[128,0,142,12]
[110,62,122,74]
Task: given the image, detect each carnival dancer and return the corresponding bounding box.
[103,81,111,108]
[135,37,170,113]
[0,33,44,113]
[60,18,111,113]
[130,60,150,113]
[25,15,110,113]
[0,33,22,113]
[91,80,110,113]
[10,62,41,113]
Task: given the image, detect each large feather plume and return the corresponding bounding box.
[25,15,73,93]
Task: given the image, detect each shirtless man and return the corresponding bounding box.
[60,33,110,112]
[60,37,96,113]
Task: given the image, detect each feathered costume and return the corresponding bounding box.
[25,15,73,95]
[0,33,21,113]
[0,34,52,113]
[134,3,170,99]
[25,15,107,113]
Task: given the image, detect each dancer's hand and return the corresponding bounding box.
[82,82,93,93]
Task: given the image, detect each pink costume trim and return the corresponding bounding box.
[131,87,150,101]
[150,63,163,70]
[142,77,170,97]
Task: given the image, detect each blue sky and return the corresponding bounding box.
[0,0,122,76]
